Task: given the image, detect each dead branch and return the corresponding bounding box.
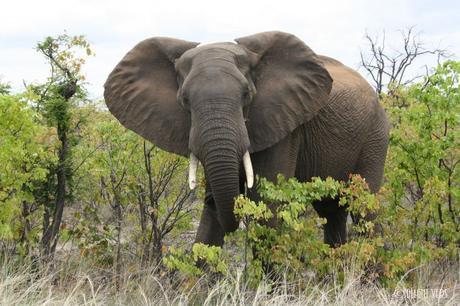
[360,26,448,96]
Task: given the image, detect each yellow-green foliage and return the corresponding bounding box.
[164,243,228,278]
[0,95,49,242]
[164,175,383,285]
[382,61,459,260]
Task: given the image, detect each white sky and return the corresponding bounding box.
[1,0,459,99]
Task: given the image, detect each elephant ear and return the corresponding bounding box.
[104,37,199,156]
[235,31,333,152]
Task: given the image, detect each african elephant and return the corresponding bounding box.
[104,31,389,248]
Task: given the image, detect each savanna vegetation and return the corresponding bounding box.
[0,31,458,305]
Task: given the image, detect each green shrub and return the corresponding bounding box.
[0,95,49,253]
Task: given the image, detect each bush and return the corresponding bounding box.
[0,94,49,254]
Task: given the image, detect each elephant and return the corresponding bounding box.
[104,31,389,249]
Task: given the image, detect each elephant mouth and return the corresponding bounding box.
[188,151,254,190]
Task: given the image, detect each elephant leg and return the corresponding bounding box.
[195,186,225,247]
[313,198,348,247]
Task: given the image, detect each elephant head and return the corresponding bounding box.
[104,31,332,233]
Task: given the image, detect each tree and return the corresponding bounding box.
[0,94,49,255]
[360,27,448,96]
[383,61,459,249]
[134,141,195,266]
[93,118,139,282]
[27,34,93,257]
[70,108,196,278]
[0,79,11,95]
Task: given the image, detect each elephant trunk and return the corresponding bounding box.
[189,103,250,232]
[203,147,240,232]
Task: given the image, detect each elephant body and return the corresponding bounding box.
[104,31,389,249]
[197,55,389,246]
[298,55,388,191]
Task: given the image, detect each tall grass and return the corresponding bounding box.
[0,255,457,305]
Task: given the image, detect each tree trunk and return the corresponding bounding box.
[137,183,149,266]
[20,200,32,254]
[41,122,68,258]
[111,172,123,288]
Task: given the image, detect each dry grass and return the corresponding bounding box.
[0,256,458,306]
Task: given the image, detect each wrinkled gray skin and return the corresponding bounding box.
[104,31,389,248]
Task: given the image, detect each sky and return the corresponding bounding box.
[1,0,459,99]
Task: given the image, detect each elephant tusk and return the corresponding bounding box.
[188,153,199,190]
[243,151,254,189]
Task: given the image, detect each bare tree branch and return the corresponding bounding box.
[360,26,449,97]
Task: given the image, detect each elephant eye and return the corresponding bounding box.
[182,95,190,107]
[242,88,250,101]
